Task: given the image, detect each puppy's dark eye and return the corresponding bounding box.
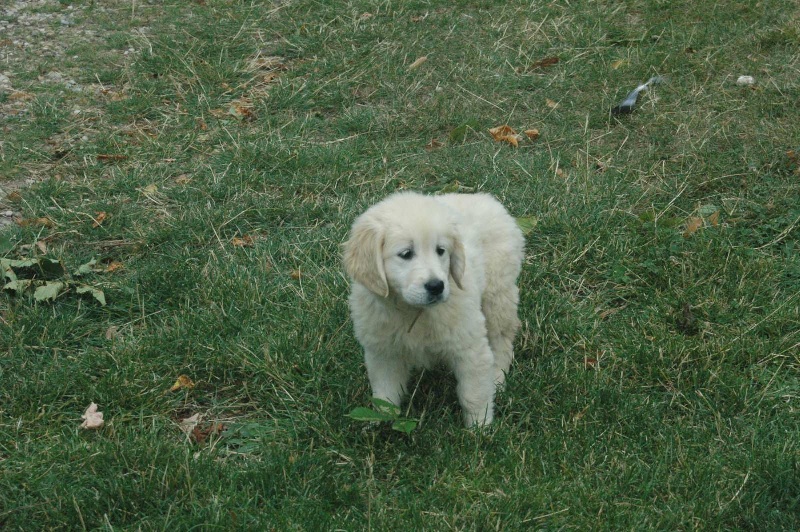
[398,249,414,260]
[436,246,445,256]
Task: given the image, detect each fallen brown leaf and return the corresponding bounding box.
[545,98,559,109]
[105,261,124,273]
[105,326,120,340]
[16,217,54,228]
[231,235,255,248]
[610,59,628,70]
[5,191,22,203]
[683,216,703,237]
[529,56,559,69]
[192,422,226,444]
[425,139,444,150]
[35,240,48,254]
[175,174,192,185]
[230,101,254,119]
[524,128,540,140]
[708,211,720,227]
[488,125,520,147]
[97,154,128,162]
[290,269,302,280]
[92,211,108,228]
[8,91,35,101]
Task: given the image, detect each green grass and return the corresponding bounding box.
[1,0,798,528]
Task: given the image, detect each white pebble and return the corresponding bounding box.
[736,75,755,86]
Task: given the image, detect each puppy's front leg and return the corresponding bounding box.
[364,350,410,407]
[453,343,496,427]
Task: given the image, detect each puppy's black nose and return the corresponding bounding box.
[424,279,445,296]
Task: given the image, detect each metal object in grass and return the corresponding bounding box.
[611,75,667,115]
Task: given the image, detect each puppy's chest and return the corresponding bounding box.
[393,311,466,367]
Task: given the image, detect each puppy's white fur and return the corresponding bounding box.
[344,192,524,427]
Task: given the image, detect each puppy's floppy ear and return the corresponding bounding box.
[449,236,466,290]
[343,214,389,297]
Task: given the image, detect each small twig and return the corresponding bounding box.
[407,309,424,333]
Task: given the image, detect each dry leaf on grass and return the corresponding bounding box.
[192,422,226,444]
[179,413,201,436]
[175,174,192,185]
[290,269,302,280]
[488,125,520,147]
[425,139,444,150]
[170,375,195,392]
[80,403,104,429]
[105,261,124,273]
[5,191,22,203]
[16,217,54,228]
[96,154,128,162]
[231,235,255,248]
[545,98,559,109]
[524,129,540,140]
[683,216,703,237]
[610,59,628,70]
[92,212,107,228]
[529,56,559,70]
[105,326,120,340]
[407,56,428,70]
[8,91,35,101]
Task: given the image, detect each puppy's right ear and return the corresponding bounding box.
[343,215,389,298]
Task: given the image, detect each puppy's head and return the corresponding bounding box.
[343,192,465,307]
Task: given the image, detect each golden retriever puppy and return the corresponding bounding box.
[343,191,524,427]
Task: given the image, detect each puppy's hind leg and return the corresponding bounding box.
[364,350,411,407]
[482,284,521,387]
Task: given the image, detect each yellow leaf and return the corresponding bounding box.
[611,59,628,70]
[170,375,195,392]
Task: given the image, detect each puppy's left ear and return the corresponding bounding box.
[450,237,466,290]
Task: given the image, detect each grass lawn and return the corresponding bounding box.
[1,0,798,528]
